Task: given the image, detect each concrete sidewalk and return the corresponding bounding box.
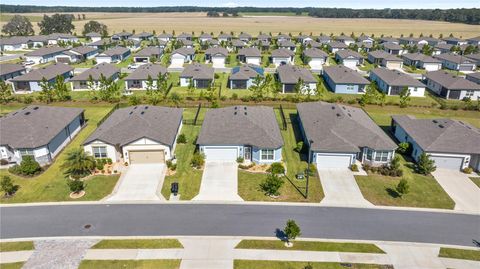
[432,169,480,213]
[0,250,33,264]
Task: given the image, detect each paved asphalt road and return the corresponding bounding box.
[1,204,479,247]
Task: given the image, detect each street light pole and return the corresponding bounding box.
[306,140,313,199]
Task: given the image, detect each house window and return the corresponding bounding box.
[365,148,373,161]
[19,149,34,156]
[261,149,274,160]
[92,146,107,158]
[80,81,88,87]
[374,151,389,162]
[346,85,355,91]
[465,90,474,98]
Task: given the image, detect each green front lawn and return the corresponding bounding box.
[355,155,455,209]
[0,241,34,252]
[469,177,480,188]
[161,108,204,200]
[91,239,183,249]
[235,240,384,253]
[79,260,181,269]
[0,262,25,269]
[439,247,480,261]
[235,260,390,269]
[0,104,120,203]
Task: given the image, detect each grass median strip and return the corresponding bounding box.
[235,260,390,269]
[91,239,183,249]
[0,241,34,252]
[470,177,480,188]
[438,247,480,261]
[0,262,25,269]
[79,260,181,269]
[235,240,385,253]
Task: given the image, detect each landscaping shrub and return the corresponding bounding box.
[236,157,244,163]
[363,156,403,177]
[8,156,42,176]
[68,179,84,194]
[284,219,301,243]
[0,159,9,165]
[238,163,255,169]
[177,134,187,144]
[396,178,410,197]
[350,163,359,172]
[267,162,285,174]
[62,149,96,179]
[231,93,238,100]
[95,159,106,170]
[106,158,112,165]
[294,141,303,153]
[462,167,473,174]
[305,164,317,176]
[191,152,205,169]
[260,173,284,196]
[1,176,18,197]
[396,142,411,155]
[416,153,436,175]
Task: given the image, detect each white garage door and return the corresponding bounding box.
[212,57,225,67]
[316,154,352,169]
[430,156,463,170]
[343,60,358,69]
[203,147,238,161]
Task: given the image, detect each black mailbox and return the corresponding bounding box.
[171,182,179,195]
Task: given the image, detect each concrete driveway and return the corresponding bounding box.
[193,161,243,201]
[318,168,373,207]
[432,169,480,213]
[107,163,166,202]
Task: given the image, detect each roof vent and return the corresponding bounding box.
[348,113,352,117]
[25,112,31,115]
[331,106,335,110]
[144,106,149,109]
[336,113,341,117]
[432,120,438,123]
[438,124,444,128]
[244,112,247,115]
[234,112,237,115]
[234,106,237,110]
[244,107,247,110]
[141,111,145,115]
[129,111,133,115]
[33,107,39,110]
[134,106,137,109]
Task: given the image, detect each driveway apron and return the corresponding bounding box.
[194,161,243,201]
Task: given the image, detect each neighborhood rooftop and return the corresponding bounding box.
[277,65,316,84]
[371,68,425,87]
[124,63,167,81]
[98,46,130,56]
[0,63,25,76]
[25,46,68,56]
[322,65,370,85]
[425,70,480,90]
[180,63,214,80]
[0,106,84,149]
[10,63,73,82]
[392,115,480,154]
[434,53,475,64]
[297,102,397,152]
[70,63,119,81]
[84,106,183,147]
[230,65,264,80]
[197,106,283,149]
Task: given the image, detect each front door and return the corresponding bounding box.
[244,147,251,161]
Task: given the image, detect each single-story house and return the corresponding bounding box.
[434,53,476,71]
[124,39,141,51]
[399,37,429,46]
[54,51,82,64]
[85,32,102,42]
[379,37,399,44]
[277,40,296,51]
[0,106,85,165]
[443,37,468,46]
[391,115,480,171]
[253,39,271,51]
[111,31,132,41]
[304,40,323,49]
[257,33,271,42]
[218,33,232,42]
[124,63,168,90]
[465,53,480,67]
[28,35,48,48]
[197,106,283,164]
[88,38,116,50]
[402,53,442,71]
[179,63,214,89]
[96,47,131,64]
[133,47,163,63]
[433,43,454,55]
[296,35,314,44]
[297,101,397,168]
[237,47,262,65]
[322,65,369,94]
[382,42,406,55]
[335,50,363,69]
[170,47,195,66]
[11,63,73,93]
[327,41,348,53]
[83,106,183,165]
[424,70,480,100]
[204,47,229,67]
[465,72,480,85]
[369,68,426,97]
[317,35,332,44]
[46,33,78,45]
[157,32,173,42]
[70,63,120,91]
[367,50,390,65]
[231,39,247,51]
[204,39,219,48]
[25,46,68,64]
[238,32,252,42]
[177,32,193,41]
[356,41,373,52]
[357,35,375,45]
[276,64,317,94]
[229,64,264,89]
[271,48,295,67]
[381,54,404,70]
[303,48,328,71]
[199,33,213,43]
[55,46,99,64]
[0,63,26,81]
[275,34,291,42]
[336,34,355,46]
[0,36,31,51]
[466,36,480,46]
[130,32,153,41]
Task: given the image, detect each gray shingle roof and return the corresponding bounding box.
[392,115,480,154]
[230,64,263,80]
[368,50,390,60]
[271,48,295,58]
[180,63,214,80]
[231,39,247,47]
[238,47,261,57]
[70,46,98,55]
[297,102,397,152]
[171,47,195,56]
[25,46,68,57]
[88,38,115,47]
[0,36,30,45]
[278,40,296,48]
[11,63,73,82]
[197,106,283,149]
[322,65,369,85]
[303,48,328,58]
[371,68,425,87]
[383,42,403,50]
[85,32,101,37]
[157,33,173,38]
[70,63,119,81]
[434,53,475,65]
[238,33,252,39]
[134,47,163,57]
[124,63,167,81]
[84,106,182,147]
[0,105,84,148]
[205,47,228,57]
[336,49,363,60]
[466,72,480,82]
[402,52,441,63]
[98,46,130,57]
[0,63,25,76]
[131,32,152,38]
[328,41,348,49]
[425,70,480,91]
[277,64,316,84]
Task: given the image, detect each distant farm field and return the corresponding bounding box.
[1,12,479,37]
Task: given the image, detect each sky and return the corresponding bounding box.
[2,0,479,9]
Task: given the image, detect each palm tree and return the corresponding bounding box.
[62,149,96,179]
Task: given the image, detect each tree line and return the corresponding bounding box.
[1,5,478,25]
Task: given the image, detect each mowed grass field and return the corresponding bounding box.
[1,12,479,37]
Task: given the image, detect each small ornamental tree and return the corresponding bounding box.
[260,173,284,197]
[62,149,96,179]
[396,179,410,197]
[396,142,411,155]
[191,153,205,169]
[177,134,187,144]
[284,219,301,246]
[416,153,436,175]
[9,156,42,176]
[1,176,18,197]
[68,179,85,194]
